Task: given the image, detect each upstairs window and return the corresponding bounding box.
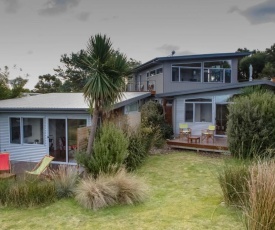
[172,62,201,82]
[203,60,231,83]
[150,70,156,76]
[156,68,163,74]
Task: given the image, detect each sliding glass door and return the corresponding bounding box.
[48,118,87,163]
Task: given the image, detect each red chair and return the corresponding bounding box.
[0,152,16,179]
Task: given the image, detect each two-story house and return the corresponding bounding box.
[129,52,275,136]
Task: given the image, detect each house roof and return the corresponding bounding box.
[0,92,151,112]
[156,80,275,98]
[134,52,251,71]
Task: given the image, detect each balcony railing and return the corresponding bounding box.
[126,80,156,92]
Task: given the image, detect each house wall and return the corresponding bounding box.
[135,57,240,94]
[162,58,239,93]
[136,64,164,93]
[0,112,91,162]
[173,88,241,136]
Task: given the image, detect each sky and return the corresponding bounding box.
[0,0,274,89]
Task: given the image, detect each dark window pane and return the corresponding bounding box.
[185,104,193,122]
[172,67,179,81]
[10,118,21,144]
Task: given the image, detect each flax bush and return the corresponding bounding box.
[227,90,275,159]
[76,122,129,178]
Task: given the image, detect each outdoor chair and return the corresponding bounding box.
[179,123,191,140]
[25,155,54,177]
[0,152,16,180]
[201,125,216,143]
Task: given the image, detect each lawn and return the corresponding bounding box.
[0,151,243,230]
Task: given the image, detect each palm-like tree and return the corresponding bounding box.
[82,34,129,154]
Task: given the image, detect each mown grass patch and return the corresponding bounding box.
[0,151,243,230]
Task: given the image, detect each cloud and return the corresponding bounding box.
[76,11,90,21]
[39,0,80,16]
[230,0,275,24]
[101,15,119,21]
[27,50,33,55]
[1,0,20,14]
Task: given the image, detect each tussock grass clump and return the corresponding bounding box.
[112,169,149,205]
[75,169,149,211]
[75,176,118,211]
[0,178,55,207]
[218,162,250,207]
[50,165,80,198]
[244,160,275,230]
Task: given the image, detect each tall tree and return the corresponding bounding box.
[0,66,29,100]
[54,50,89,92]
[82,34,130,154]
[9,76,29,98]
[265,43,275,63]
[0,66,10,99]
[34,74,62,93]
[238,52,267,80]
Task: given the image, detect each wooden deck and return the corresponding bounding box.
[167,136,229,153]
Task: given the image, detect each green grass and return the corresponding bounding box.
[0,151,243,230]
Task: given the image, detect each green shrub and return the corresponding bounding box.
[227,90,275,159]
[244,160,275,230]
[0,178,56,207]
[141,101,173,144]
[76,122,129,177]
[124,129,147,171]
[218,160,250,207]
[75,169,149,211]
[50,165,80,198]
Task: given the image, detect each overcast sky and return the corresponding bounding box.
[0,0,274,89]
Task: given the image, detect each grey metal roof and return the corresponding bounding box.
[156,80,275,98]
[135,52,251,71]
[0,92,151,112]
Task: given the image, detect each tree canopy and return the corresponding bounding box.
[0,66,29,100]
[238,43,275,80]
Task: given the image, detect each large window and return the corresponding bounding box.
[203,61,231,83]
[171,60,232,83]
[185,98,212,122]
[172,62,202,82]
[10,117,44,144]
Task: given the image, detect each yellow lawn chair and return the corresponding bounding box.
[179,123,191,140]
[26,155,54,177]
[201,125,215,143]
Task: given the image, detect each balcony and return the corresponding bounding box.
[126,80,156,94]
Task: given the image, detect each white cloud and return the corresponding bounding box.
[39,0,80,16]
